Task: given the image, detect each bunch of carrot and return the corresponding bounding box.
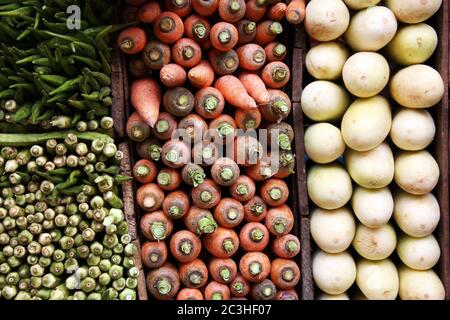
[119,0,304,300]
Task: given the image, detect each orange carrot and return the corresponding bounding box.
[208,114,237,145]
[262,61,290,88]
[233,135,263,167]
[178,114,208,144]
[213,198,244,228]
[236,44,266,71]
[276,289,299,300]
[183,206,218,235]
[163,87,195,117]
[146,263,180,300]
[229,273,250,297]
[177,288,204,300]
[218,0,246,22]
[162,190,190,219]
[239,222,270,252]
[234,109,262,131]
[264,42,287,62]
[188,60,215,88]
[172,38,202,68]
[131,77,161,128]
[141,241,168,269]
[245,153,275,181]
[128,58,148,78]
[272,234,300,259]
[245,0,267,21]
[126,112,151,142]
[191,141,219,166]
[266,2,286,21]
[137,183,164,212]
[259,89,291,122]
[160,64,187,88]
[138,1,161,23]
[203,227,239,258]
[239,252,271,282]
[192,0,219,16]
[260,178,289,206]
[214,75,257,110]
[267,121,294,151]
[142,40,171,70]
[270,258,301,290]
[204,281,231,300]
[191,179,221,209]
[157,168,182,191]
[133,159,157,184]
[210,22,238,51]
[255,20,283,46]
[194,87,225,119]
[165,0,193,17]
[184,14,211,42]
[154,11,184,44]
[123,6,139,23]
[229,175,256,202]
[161,139,191,168]
[274,151,295,179]
[137,138,162,161]
[208,49,239,75]
[181,163,206,187]
[211,157,240,186]
[170,230,202,263]
[140,210,174,241]
[209,258,238,284]
[251,279,277,300]
[117,26,147,55]
[265,204,294,236]
[286,0,306,25]
[153,112,178,141]
[237,20,257,45]
[179,259,209,288]
[243,196,268,222]
[238,72,270,104]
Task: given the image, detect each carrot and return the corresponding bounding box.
[160,64,187,88]
[192,0,219,16]
[177,288,204,300]
[165,0,193,17]
[251,279,277,300]
[255,20,283,46]
[141,241,168,269]
[137,138,162,161]
[200,38,212,51]
[239,222,270,252]
[131,77,161,128]
[218,0,246,22]
[191,179,221,209]
[210,22,239,51]
[195,87,225,119]
[152,112,177,141]
[229,273,250,297]
[146,263,180,300]
[213,198,244,228]
[245,152,275,181]
[275,289,299,300]
[270,258,301,290]
[235,109,262,131]
[184,14,211,42]
[133,159,158,184]
[203,227,239,258]
[264,42,287,62]
[266,2,286,21]
[123,6,139,23]
[170,230,202,263]
[161,139,191,168]
[157,168,182,191]
[209,258,238,284]
[236,44,266,71]
[272,234,300,259]
[117,26,147,55]
[191,141,219,166]
[188,60,215,88]
[142,40,171,70]
[137,183,165,212]
[245,0,267,21]
[204,281,231,300]
[260,178,289,206]
[238,72,270,105]
[243,196,268,222]
[267,121,294,151]
[215,75,257,110]
[181,163,206,187]
[229,175,256,202]
[128,58,149,78]
[183,206,218,235]
[273,151,295,179]
[126,112,150,142]
[179,258,209,288]
[138,1,161,23]
[239,252,271,282]
[154,11,184,44]
[237,20,257,45]
[265,204,294,236]
[286,0,306,25]
[163,87,195,117]
[162,190,190,219]
[262,61,290,89]
[208,49,239,75]
[172,38,202,68]
[178,114,208,144]
[208,114,237,145]
[233,135,263,167]
[140,210,173,241]
[259,89,291,122]
[211,157,240,186]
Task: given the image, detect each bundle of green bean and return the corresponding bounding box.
[0,131,138,300]
[0,0,129,131]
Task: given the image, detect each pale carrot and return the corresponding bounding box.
[160,64,187,88]
[188,60,215,88]
[131,77,161,128]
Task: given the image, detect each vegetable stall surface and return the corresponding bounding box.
[120,0,305,300]
[302,0,446,300]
